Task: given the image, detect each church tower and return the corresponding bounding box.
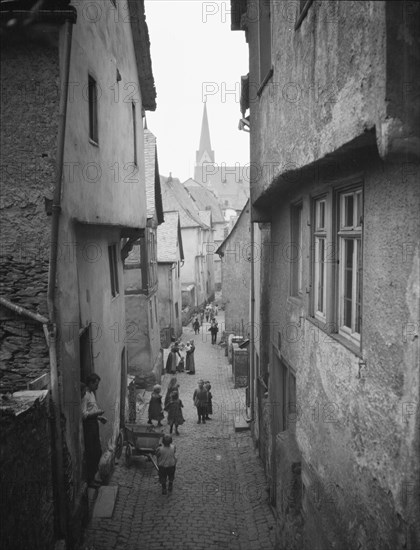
[195,103,215,166]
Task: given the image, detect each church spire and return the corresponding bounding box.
[196,103,215,165]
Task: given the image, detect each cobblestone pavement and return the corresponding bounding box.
[81,312,276,550]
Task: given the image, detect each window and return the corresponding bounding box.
[338,189,362,341]
[154,295,158,323]
[108,244,119,298]
[310,185,363,348]
[148,231,157,288]
[88,75,98,143]
[132,102,137,166]
[290,203,303,297]
[258,0,272,84]
[275,354,297,432]
[175,302,179,319]
[313,198,327,320]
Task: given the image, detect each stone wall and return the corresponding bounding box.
[0,255,49,392]
[220,205,250,334]
[266,157,419,549]
[0,392,55,550]
[0,38,59,261]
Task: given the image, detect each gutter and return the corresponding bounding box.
[249,220,255,423]
[46,15,75,543]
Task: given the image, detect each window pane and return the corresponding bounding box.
[343,239,353,328]
[318,200,325,230]
[355,239,362,333]
[88,75,98,142]
[344,195,354,227]
[317,239,325,313]
[356,192,362,227]
[291,204,303,297]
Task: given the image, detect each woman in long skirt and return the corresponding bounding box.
[186,340,196,375]
[165,341,181,374]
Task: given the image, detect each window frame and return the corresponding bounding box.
[290,202,304,299]
[132,101,138,166]
[88,74,99,144]
[312,196,328,322]
[309,182,363,351]
[337,189,363,344]
[108,244,119,299]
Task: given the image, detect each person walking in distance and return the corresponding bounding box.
[208,320,219,345]
[193,380,208,424]
[192,317,200,335]
[185,339,196,375]
[81,373,107,488]
[156,435,177,495]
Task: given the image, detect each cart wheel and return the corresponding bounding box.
[125,444,132,466]
[115,431,123,459]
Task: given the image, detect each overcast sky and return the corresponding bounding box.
[145,0,249,182]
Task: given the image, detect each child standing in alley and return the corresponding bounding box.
[156,435,177,495]
[148,385,164,427]
[164,390,185,435]
[204,381,213,420]
[193,380,208,424]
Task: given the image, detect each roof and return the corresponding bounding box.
[193,164,250,211]
[0,1,156,110]
[0,0,76,26]
[157,211,184,263]
[160,175,210,230]
[198,210,211,227]
[128,0,156,111]
[144,128,163,223]
[183,178,225,223]
[230,0,247,31]
[216,199,250,255]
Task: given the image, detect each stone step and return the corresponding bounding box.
[92,485,118,518]
[234,416,250,432]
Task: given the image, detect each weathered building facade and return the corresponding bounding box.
[217,200,251,335]
[0,0,156,547]
[160,175,215,307]
[232,1,420,549]
[124,127,164,387]
[184,177,226,291]
[157,211,184,345]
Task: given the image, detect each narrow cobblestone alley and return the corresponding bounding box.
[81,312,276,550]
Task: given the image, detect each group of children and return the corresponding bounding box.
[148,378,185,434]
[149,377,214,495]
[193,379,213,423]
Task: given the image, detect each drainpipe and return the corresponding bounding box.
[249,220,255,423]
[169,263,176,334]
[47,17,74,543]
